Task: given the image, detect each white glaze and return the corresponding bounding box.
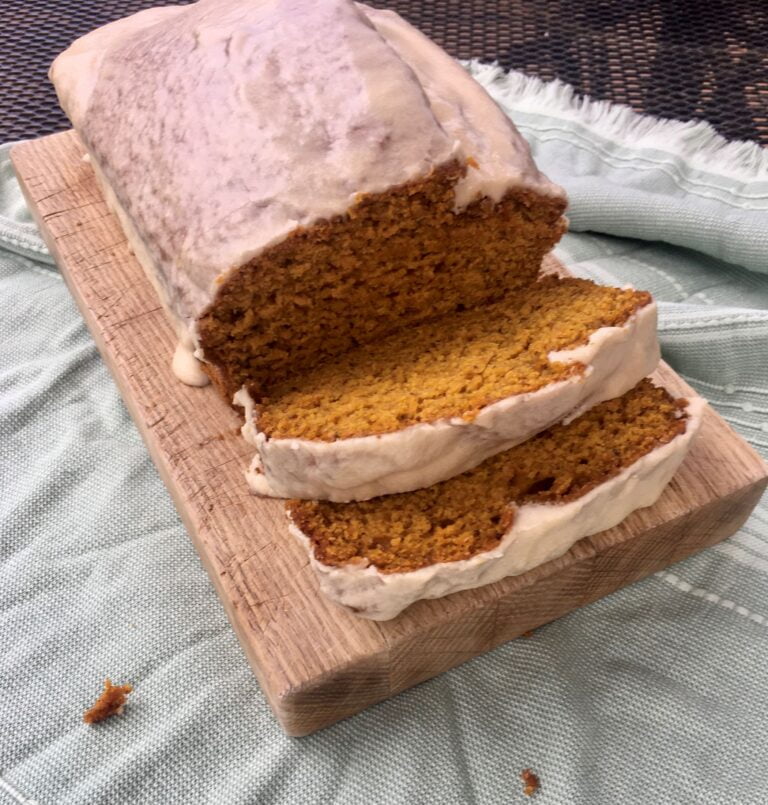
[362,5,563,208]
[289,395,705,621]
[50,0,564,336]
[172,338,210,387]
[86,147,212,387]
[242,301,660,501]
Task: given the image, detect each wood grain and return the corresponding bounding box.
[11,130,768,736]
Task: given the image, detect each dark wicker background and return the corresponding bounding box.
[2,0,767,144]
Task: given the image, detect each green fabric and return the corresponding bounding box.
[2,68,768,804]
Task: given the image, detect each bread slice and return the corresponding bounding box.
[287,380,704,619]
[239,277,659,501]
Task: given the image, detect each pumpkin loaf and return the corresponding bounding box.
[49,0,566,400]
[50,0,663,502]
[288,381,704,620]
[240,276,660,500]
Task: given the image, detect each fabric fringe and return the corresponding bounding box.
[466,60,768,182]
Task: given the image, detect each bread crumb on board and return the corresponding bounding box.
[520,768,540,797]
[83,679,133,724]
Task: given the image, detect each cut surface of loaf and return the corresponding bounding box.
[49,0,567,401]
[199,162,565,398]
[287,381,704,620]
[259,278,651,440]
[240,277,660,501]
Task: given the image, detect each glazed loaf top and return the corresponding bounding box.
[50,0,564,325]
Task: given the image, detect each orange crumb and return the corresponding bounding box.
[261,278,648,442]
[520,769,540,797]
[521,630,536,638]
[466,156,480,169]
[83,679,133,724]
[198,163,567,401]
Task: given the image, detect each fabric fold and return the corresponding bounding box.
[469,61,768,275]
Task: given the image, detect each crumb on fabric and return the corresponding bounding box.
[520,768,540,797]
[83,679,133,724]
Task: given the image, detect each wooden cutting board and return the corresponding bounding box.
[12,131,768,736]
